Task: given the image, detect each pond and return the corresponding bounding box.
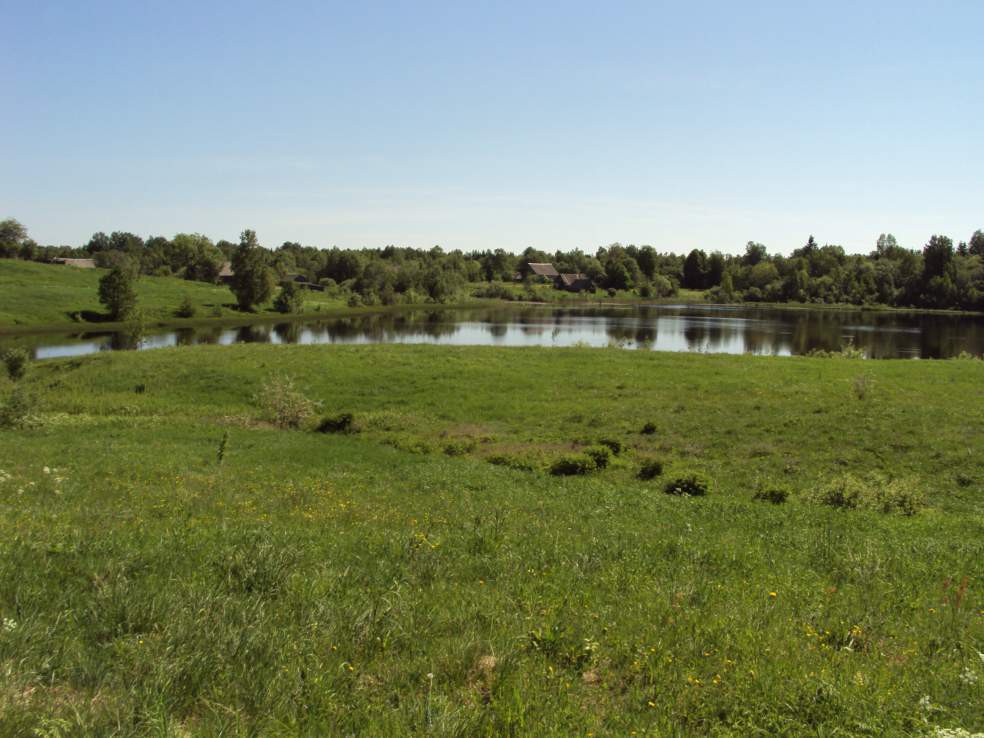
[3,304,983,360]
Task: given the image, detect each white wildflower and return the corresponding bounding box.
[2,617,16,633]
[959,667,978,685]
[919,695,937,712]
[43,466,50,474]
[933,727,984,738]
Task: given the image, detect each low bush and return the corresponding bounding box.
[550,454,596,476]
[486,454,535,471]
[316,412,355,434]
[175,295,197,318]
[641,422,657,435]
[0,386,42,429]
[256,375,320,430]
[812,474,923,515]
[663,474,709,496]
[597,438,622,455]
[584,446,611,469]
[274,281,305,314]
[637,459,664,480]
[472,283,515,301]
[2,348,30,381]
[443,439,476,456]
[753,488,789,504]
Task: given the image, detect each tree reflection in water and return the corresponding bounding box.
[7,305,983,360]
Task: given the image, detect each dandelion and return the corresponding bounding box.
[769,591,778,599]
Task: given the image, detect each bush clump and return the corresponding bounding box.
[641,422,657,435]
[637,459,664,480]
[256,375,320,430]
[1,348,29,381]
[584,446,611,469]
[316,412,355,434]
[550,454,596,476]
[443,439,476,456]
[175,295,197,318]
[663,474,710,497]
[812,474,923,515]
[486,454,533,471]
[274,281,305,314]
[753,488,789,505]
[0,386,42,429]
[597,438,622,455]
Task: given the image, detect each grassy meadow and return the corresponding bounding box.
[0,259,710,334]
[0,260,355,331]
[0,345,982,735]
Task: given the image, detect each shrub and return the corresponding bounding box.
[637,459,664,480]
[1,348,29,381]
[176,295,197,318]
[753,488,789,504]
[550,454,596,476]
[274,281,304,314]
[663,474,709,496]
[316,412,354,434]
[443,439,476,457]
[256,375,319,429]
[472,283,515,300]
[0,386,41,429]
[641,422,657,435]
[606,288,617,298]
[597,438,622,455]
[852,374,872,401]
[486,454,534,471]
[584,446,611,469]
[812,474,923,515]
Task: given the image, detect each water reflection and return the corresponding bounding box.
[6,305,984,360]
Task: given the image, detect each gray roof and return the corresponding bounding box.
[528,262,559,277]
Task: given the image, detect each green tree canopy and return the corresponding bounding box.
[230,230,276,311]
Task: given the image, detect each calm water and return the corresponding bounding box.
[4,305,984,360]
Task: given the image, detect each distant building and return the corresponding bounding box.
[218,261,234,283]
[558,273,592,292]
[525,262,593,293]
[528,262,560,280]
[51,258,96,269]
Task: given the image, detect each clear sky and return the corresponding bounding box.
[3,1,982,255]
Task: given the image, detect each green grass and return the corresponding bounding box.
[0,259,353,331]
[470,279,707,304]
[0,345,982,735]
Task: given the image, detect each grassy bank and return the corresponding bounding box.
[0,345,982,735]
[0,260,710,334]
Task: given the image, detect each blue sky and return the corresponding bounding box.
[3,1,982,254]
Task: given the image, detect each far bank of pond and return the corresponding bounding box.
[3,304,983,360]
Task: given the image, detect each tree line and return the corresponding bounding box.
[2,217,983,311]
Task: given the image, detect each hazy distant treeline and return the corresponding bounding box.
[1,217,983,310]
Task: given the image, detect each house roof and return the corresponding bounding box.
[528,262,559,277]
[559,273,588,286]
[52,258,96,268]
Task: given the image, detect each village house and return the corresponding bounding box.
[51,257,96,268]
[526,262,593,293]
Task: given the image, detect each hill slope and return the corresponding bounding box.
[0,259,242,328]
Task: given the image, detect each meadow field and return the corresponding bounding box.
[0,260,708,335]
[0,344,981,735]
